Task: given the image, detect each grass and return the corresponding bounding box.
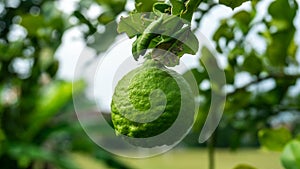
[73,148,283,169]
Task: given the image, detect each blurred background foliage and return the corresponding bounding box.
[0,0,130,168]
[188,0,300,149]
[185,0,300,168]
[0,0,300,169]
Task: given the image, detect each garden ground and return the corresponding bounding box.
[73,148,282,169]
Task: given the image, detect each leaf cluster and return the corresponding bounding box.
[118,0,199,66]
[0,0,131,168]
[187,0,300,153]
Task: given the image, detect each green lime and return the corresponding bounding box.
[111,59,194,146]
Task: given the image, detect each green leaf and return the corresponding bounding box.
[265,0,297,67]
[258,127,292,151]
[160,14,186,35]
[119,13,197,64]
[179,28,199,55]
[270,19,290,31]
[117,13,153,38]
[243,53,263,75]
[38,47,55,71]
[225,66,235,84]
[98,11,115,24]
[25,81,85,139]
[233,10,252,33]
[41,1,66,31]
[0,41,23,60]
[233,11,252,26]
[152,26,199,66]
[96,0,127,14]
[267,31,294,66]
[153,2,171,15]
[219,0,250,9]
[213,22,234,45]
[288,39,298,61]
[132,15,164,59]
[19,3,65,43]
[135,0,164,12]
[225,90,252,113]
[180,0,202,21]
[281,140,300,169]
[0,128,5,142]
[46,59,59,77]
[7,143,79,169]
[233,164,257,169]
[20,15,45,36]
[268,0,298,22]
[170,0,185,15]
[268,0,297,33]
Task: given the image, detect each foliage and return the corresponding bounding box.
[0,0,130,168]
[115,0,300,168]
[178,0,300,168]
[118,0,200,66]
[1,0,300,169]
[281,140,300,169]
[258,127,292,151]
[196,0,300,168]
[219,0,250,9]
[191,0,300,150]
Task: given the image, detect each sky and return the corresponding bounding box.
[55,0,300,112]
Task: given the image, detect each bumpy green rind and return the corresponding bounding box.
[111,59,194,146]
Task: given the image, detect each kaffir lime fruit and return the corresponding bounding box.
[111,59,194,146]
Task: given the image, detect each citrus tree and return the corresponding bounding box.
[214,1,300,168]
[187,0,300,168]
[1,0,300,169]
[0,0,130,168]
[110,0,300,169]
